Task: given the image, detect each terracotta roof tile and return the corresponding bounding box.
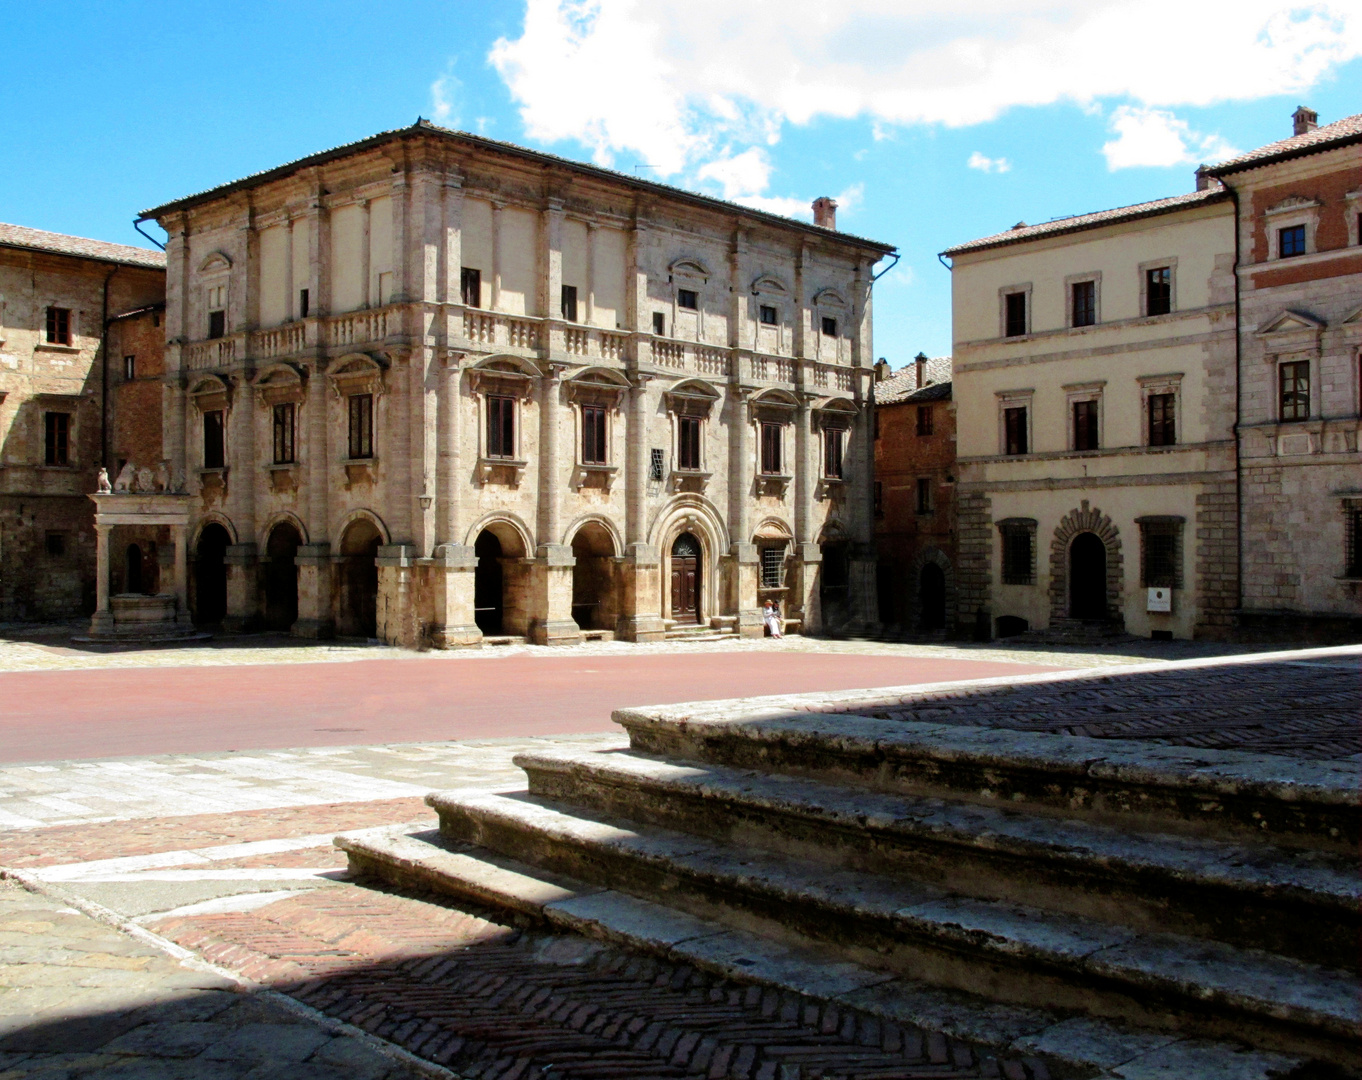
[874,357,953,404]
[1208,112,1362,175]
[0,222,165,270]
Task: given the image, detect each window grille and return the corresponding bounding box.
[649,447,665,481]
[1345,505,1362,578]
[760,545,785,589]
[999,520,1035,585]
[1140,520,1182,588]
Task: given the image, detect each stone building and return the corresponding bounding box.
[942,182,1238,641]
[137,122,894,646]
[872,353,956,634]
[1203,109,1362,638]
[0,224,165,620]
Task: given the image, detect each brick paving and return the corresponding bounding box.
[867,653,1361,760]
[148,883,1039,1080]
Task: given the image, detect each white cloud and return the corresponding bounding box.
[429,67,460,126]
[697,148,773,201]
[490,0,1361,174]
[968,151,1012,173]
[1102,106,1241,169]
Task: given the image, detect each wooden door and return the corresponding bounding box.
[671,556,698,623]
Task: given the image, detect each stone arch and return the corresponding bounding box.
[336,513,386,638]
[197,252,232,274]
[750,274,790,296]
[336,509,390,548]
[563,513,623,554]
[463,512,533,557]
[567,517,621,632]
[648,494,728,625]
[470,353,544,379]
[1049,500,1124,624]
[467,514,534,637]
[192,513,237,548]
[907,547,956,634]
[262,518,302,632]
[192,521,231,626]
[257,511,309,551]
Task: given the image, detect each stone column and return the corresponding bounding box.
[90,523,113,635]
[376,543,416,647]
[429,356,480,647]
[222,542,259,633]
[619,374,665,642]
[293,543,334,639]
[727,389,761,636]
[790,394,821,633]
[305,360,330,549]
[172,523,190,624]
[528,544,579,646]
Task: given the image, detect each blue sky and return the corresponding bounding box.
[3,1,1358,361]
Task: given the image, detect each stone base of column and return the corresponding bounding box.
[790,541,823,635]
[222,544,259,634]
[376,544,417,648]
[88,610,115,636]
[728,543,764,638]
[528,618,583,646]
[425,545,483,649]
[618,543,666,642]
[528,544,580,647]
[293,544,335,640]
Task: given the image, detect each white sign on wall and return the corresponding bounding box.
[1147,587,1172,613]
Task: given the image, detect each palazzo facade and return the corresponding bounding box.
[140,122,894,646]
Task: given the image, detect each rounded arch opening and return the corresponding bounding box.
[338,518,382,638]
[570,521,619,632]
[193,523,231,625]
[1069,532,1108,620]
[472,518,532,638]
[263,521,302,632]
[669,532,702,625]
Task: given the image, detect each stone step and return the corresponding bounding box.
[421,787,1360,1069]
[335,824,1309,1080]
[512,747,1359,969]
[613,706,1359,854]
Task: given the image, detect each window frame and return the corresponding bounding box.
[461,267,482,308]
[485,393,515,460]
[43,411,71,466]
[759,543,787,590]
[916,404,934,437]
[997,518,1037,586]
[676,288,698,311]
[997,390,1033,456]
[561,284,579,322]
[204,283,228,340]
[1065,272,1101,329]
[202,408,226,469]
[1278,358,1311,422]
[45,306,72,346]
[580,402,608,465]
[1000,286,1030,338]
[915,477,932,515]
[1064,381,1104,453]
[123,355,136,381]
[272,401,296,465]
[676,414,703,471]
[759,420,783,475]
[1278,224,1306,258]
[1137,516,1184,589]
[1139,259,1176,318]
[758,304,778,327]
[1264,200,1319,261]
[1147,392,1176,447]
[347,393,374,460]
[822,425,846,479]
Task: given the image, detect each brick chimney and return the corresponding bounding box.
[812,197,838,230]
[1195,165,1213,191]
[874,357,891,383]
[915,352,928,388]
[1292,106,1319,137]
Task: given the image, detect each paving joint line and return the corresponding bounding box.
[0,864,463,1080]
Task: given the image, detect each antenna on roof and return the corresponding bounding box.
[633,164,659,174]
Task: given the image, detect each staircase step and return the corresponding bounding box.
[424,788,1359,1067]
[613,707,1359,854]
[512,747,1358,968]
[335,824,1308,1080]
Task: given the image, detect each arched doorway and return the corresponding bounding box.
[919,563,946,631]
[819,541,849,626]
[670,533,701,624]
[571,523,617,631]
[194,524,230,625]
[263,522,301,631]
[125,544,143,595]
[337,519,381,638]
[474,530,504,635]
[1069,532,1108,619]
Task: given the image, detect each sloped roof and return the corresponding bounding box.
[874,357,953,405]
[941,189,1228,258]
[139,120,896,256]
[0,222,165,270]
[1207,112,1362,176]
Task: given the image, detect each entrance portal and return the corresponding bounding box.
[571,523,616,631]
[194,524,230,625]
[1069,531,1108,619]
[670,533,700,624]
[264,522,301,631]
[919,562,946,631]
[338,519,381,638]
[473,530,504,635]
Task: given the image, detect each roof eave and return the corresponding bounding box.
[0,239,165,271]
[1205,130,1362,178]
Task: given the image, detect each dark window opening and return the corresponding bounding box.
[916,477,932,514]
[561,284,578,322]
[273,402,296,465]
[1148,393,1176,446]
[203,409,225,469]
[1004,407,1028,455]
[1004,292,1027,337]
[1279,224,1306,258]
[348,394,374,459]
[677,288,698,310]
[759,304,778,326]
[123,355,136,381]
[677,416,702,470]
[298,288,310,318]
[1141,523,1182,588]
[760,545,785,589]
[916,405,934,437]
[1146,267,1171,316]
[1073,399,1099,451]
[207,309,225,339]
[460,268,481,308]
[581,404,607,465]
[823,427,845,479]
[1001,525,1034,585]
[45,306,71,345]
[486,395,514,459]
[44,411,70,466]
[652,312,666,335]
[760,421,782,474]
[1346,508,1362,577]
[1279,360,1310,421]
[1072,280,1096,327]
[821,316,838,338]
[45,532,66,557]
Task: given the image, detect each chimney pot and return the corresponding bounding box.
[812,197,838,230]
[1292,105,1319,137]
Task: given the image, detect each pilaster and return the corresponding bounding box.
[222,542,260,633]
[619,543,666,642]
[293,543,334,639]
[426,543,481,647]
[528,543,580,646]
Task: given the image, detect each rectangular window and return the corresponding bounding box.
[874,480,884,518]
[649,447,665,481]
[460,268,481,308]
[1073,400,1099,451]
[298,288,309,318]
[561,284,578,322]
[581,404,607,465]
[123,355,135,381]
[759,304,778,326]
[760,545,785,589]
[1004,292,1027,337]
[203,409,225,469]
[677,288,698,310]
[652,311,666,335]
[44,412,70,466]
[1146,267,1172,316]
[823,428,845,479]
[1279,360,1310,421]
[1347,507,1362,577]
[1071,280,1096,327]
[677,416,702,470]
[347,394,374,459]
[760,421,782,474]
[45,306,71,345]
[1141,523,1182,588]
[486,395,514,459]
[1004,406,1028,455]
[1279,224,1306,258]
[45,532,66,557]
[207,309,226,339]
[821,316,838,338]
[1001,525,1034,585]
[916,477,932,514]
[272,402,296,465]
[1148,393,1176,446]
[916,405,934,437]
